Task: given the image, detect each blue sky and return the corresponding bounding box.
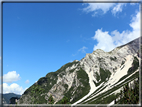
[2,2,140,95]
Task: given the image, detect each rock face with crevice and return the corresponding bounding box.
[18,37,141,104]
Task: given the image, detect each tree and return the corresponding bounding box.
[48,95,54,104]
[61,96,70,104]
[118,78,139,104]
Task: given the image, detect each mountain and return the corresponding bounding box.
[17,37,141,105]
[3,93,21,104]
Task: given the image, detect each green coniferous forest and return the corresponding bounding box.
[115,77,139,104]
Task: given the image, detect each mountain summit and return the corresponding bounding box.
[17,37,140,105]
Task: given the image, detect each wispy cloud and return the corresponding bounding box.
[78,46,88,53]
[111,3,126,16]
[92,11,140,52]
[72,46,88,56]
[25,80,29,84]
[3,71,21,83]
[82,3,115,16]
[82,2,129,17]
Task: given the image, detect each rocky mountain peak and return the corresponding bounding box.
[93,48,105,53]
[17,37,140,105]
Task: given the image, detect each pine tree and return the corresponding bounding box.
[117,77,139,104]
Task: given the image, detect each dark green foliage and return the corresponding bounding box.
[73,68,90,103]
[18,70,58,104]
[76,68,89,83]
[48,95,54,104]
[69,68,76,74]
[29,84,45,104]
[37,77,47,85]
[60,80,75,104]
[94,68,111,86]
[117,75,128,83]
[37,95,47,104]
[128,56,139,74]
[100,68,111,81]
[117,77,139,104]
[80,84,104,103]
[95,72,100,81]
[80,71,139,104]
[61,68,90,104]
[47,71,58,77]
[64,84,68,90]
[31,84,44,95]
[81,85,106,103]
[10,97,19,104]
[89,94,117,104]
[56,61,79,74]
[60,96,71,104]
[110,56,117,61]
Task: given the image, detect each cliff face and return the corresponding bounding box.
[18,37,141,104]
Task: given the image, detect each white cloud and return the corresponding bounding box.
[3,83,25,95]
[130,11,140,31]
[82,3,115,16]
[78,46,88,53]
[3,71,20,83]
[82,2,134,16]
[25,80,29,84]
[92,29,115,52]
[92,11,140,52]
[111,3,126,16]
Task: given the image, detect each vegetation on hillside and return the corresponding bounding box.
[58,68,90,104]
[79,70,139,104]
[116,77,139,104]
[48,95,54,104]
[18,41,140,104]
[93,68,111,86]
[57,96,71,104]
